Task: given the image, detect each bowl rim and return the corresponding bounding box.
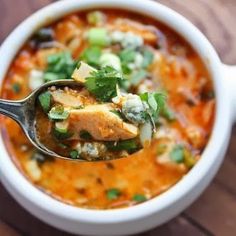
[0,0,232,224]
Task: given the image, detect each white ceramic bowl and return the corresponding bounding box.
[0,0,236,235]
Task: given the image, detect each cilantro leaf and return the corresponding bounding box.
[85,66,123,102]
[140,92,166,122]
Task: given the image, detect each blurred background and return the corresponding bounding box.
[0,0,236,235]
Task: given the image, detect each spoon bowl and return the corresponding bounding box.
[0,80,88,161]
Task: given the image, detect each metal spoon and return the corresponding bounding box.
[0,80,88,161]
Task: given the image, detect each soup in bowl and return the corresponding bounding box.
[1,8,215,209]
[0,0,234,235]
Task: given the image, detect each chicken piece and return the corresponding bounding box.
[51,90,82,108]
[68,104,138,141]
[72,62,96,83]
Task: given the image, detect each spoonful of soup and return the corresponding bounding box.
[0,62,165,161]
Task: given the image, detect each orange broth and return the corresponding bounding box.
[0,9,215,209]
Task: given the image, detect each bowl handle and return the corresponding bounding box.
[222,64,236,123]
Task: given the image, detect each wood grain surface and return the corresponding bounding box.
[0,0,236,235]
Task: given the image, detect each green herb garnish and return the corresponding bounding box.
[88,28,109,47]
[70,150,79,159]
[85,66,122,102]
[156,143,167,155]
[130,69,147,86]
[44,52,76,81]
[161,105,176,121]
[52,128,74,140]
[38,91,51,112]
[119,48,136,63]
[58,143,68,149]
[170,145,184,163]
[110,110,123,118]
[132,194,147,202]
[142,48,154,68]
[12,83,21,93]
[184,150,196,168]
[106,139,139,153]
[140,92,166,124]
[119,48,137,75]
[106,188,121,200]
[79,130,92,140]
[80,46,102,67]
[48,105,69,120]
[87,11,105,25]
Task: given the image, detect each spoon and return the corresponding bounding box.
[0,80,89,161]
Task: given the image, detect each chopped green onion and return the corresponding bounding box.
[70,150,79,159]
[106,188,121,200]
[79,130,92,140]
[106,139,139,153]
[99,53,121,71]
[170,145,184,163]
[52,128,74,140]
[44,72,66,81]
[55,126,68,134]
[156,143,167,155]
[38,91,51,113]
[48,106,69,120]
[87,11,105,25]
[184,150,196,168]
[142,49,154,68]
[119,48,136,63]
[12,83,21,93]
[161,105,176,121]
[80,46,102,67]
[88,28,109,47]
[130,70,147,86]
[132,194,147,202]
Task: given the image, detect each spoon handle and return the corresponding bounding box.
[0,99,25,123]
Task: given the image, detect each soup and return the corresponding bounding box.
[35,64,165,160]
[0,9,215,209]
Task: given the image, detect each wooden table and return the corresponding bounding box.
[0,0,236,235]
